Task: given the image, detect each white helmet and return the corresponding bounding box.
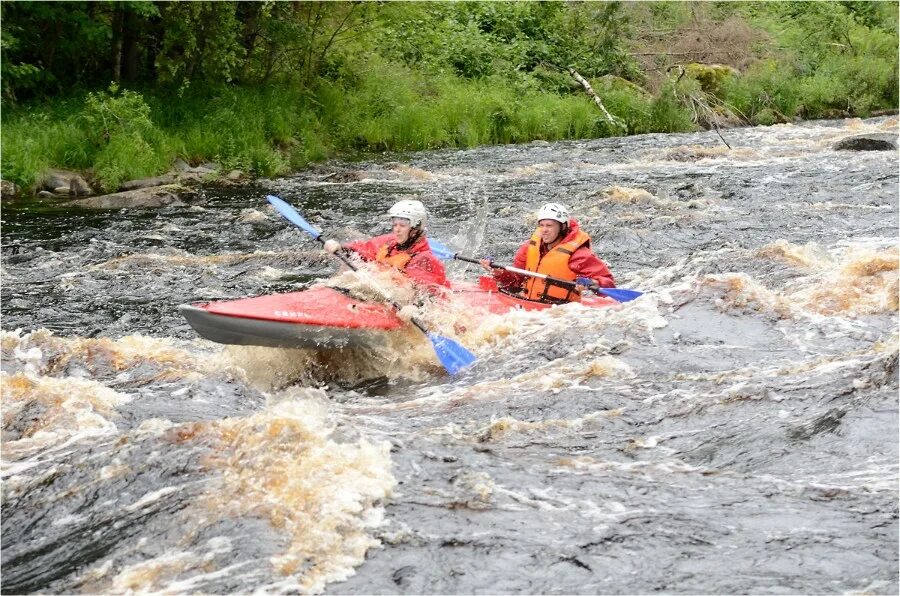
[537,202,569,224]
[387,199,428,228]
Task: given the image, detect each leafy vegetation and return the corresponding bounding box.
[1,1,896,193]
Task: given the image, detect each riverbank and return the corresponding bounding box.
[3,76,897,204]
[2,2,896,199]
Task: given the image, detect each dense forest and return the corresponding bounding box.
[2,1,897,193]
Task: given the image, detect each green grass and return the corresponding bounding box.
[2,39,896,194]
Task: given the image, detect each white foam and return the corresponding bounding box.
[124,485,185,512]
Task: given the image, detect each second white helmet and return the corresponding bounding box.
[388,199,428,228]
[537,202,569,224]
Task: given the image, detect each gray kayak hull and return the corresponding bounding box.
[177,304,397,350]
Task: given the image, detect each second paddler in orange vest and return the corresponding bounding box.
[480,203,615,303]
[323,199,450,287]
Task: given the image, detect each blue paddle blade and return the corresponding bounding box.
[594,287,643,302]
[427,332,477,374]
[426,238,456,260]
[267,195,322,240]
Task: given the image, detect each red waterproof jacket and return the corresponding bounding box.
[344,233,450,288]
[492,219,615,294]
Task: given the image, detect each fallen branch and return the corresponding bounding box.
[643,28,704,34]
[629,51,738,57]
[668,65,736,149]
[567,67,627,132]
[707,108,732,149]
[689,93,733,149]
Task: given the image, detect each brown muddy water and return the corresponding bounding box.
[1,117,898,594]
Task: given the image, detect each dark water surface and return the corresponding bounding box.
[2,117,898,594]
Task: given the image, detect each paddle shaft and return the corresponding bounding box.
[316,236,431,335]
[451,254,602,294]
[266,194,476,373]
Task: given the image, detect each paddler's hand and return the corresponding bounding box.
[575,276,594,293]
[323,239,342,254]
[479,257,494,272]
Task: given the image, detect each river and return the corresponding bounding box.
[2,117,897,594]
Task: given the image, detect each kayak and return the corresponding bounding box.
[453,276,619,314]
[178,276,619,349]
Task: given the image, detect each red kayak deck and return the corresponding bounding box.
[204,285,403,330]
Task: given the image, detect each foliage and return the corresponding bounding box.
[79,84,168,191]
[91,130,167,193]
[0,1,159,100]
[155,2,244,88]
[0,0,896,192]
[373,1,638,83]
[81,84,155,146]
[0,12,41,103]
[719,60,799,124]
[719,1,898,124]
[684,64,739,97]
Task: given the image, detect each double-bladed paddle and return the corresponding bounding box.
[427,238,643,303]
[266,195,476,375]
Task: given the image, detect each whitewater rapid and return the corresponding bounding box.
[2,116,897,594]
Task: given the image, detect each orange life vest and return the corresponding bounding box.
[375,242,414,270]
[524,228,591,302]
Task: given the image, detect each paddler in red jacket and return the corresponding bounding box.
[480,202,615,303]
[324,199,450,288]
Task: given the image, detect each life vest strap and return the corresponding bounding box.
[538,276,576,303]
[498,286,569,305]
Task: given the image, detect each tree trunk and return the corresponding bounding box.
[567,68,623,130]
[111,7,124,82]
[237,2,262,83]
[122,10,140,82]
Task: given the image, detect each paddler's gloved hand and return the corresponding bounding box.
[575,276,594,293]
[323,239,342,254]
[479,256,494,272]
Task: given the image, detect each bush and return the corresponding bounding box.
[647,90,697,133]
[720,60,803,123]
[92,133,164,193]
[0,119,51,190]
[799,36,898,118]
[79,85,171,191]
[589,78,695,135]
[724,1,898,122]
[163,86,307,177]
[3,0,896,195]
[82,84,155,146]
[684,63,739,98]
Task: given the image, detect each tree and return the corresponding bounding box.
[155,1,244,87]
[237,1,376,85]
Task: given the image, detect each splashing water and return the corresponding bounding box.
[2,116,897,594]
